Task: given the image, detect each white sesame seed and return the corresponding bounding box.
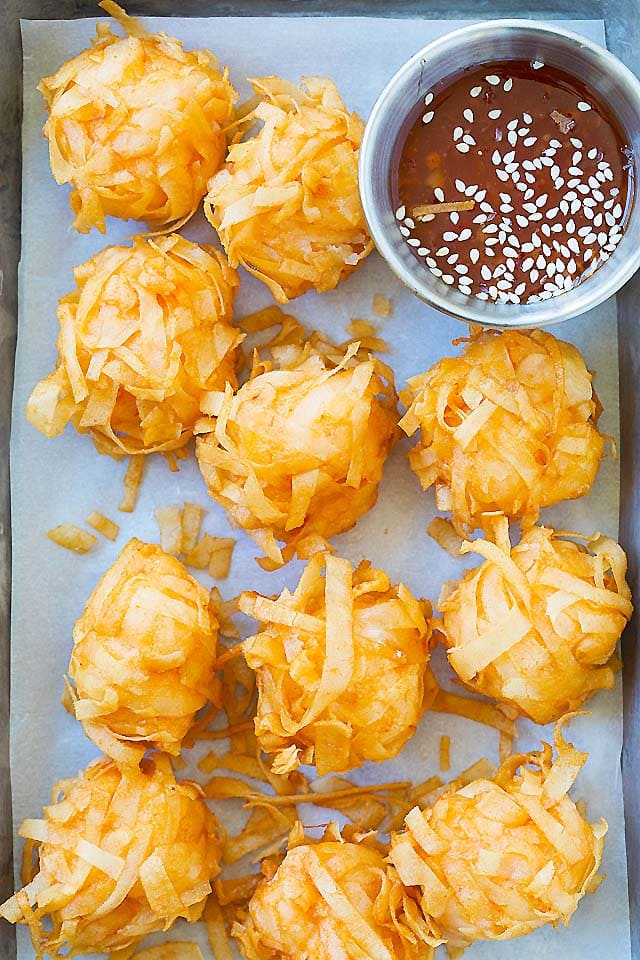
[571,199,581,215]
[511,170,521,183]
[598,231,608,244]
[588,175,600,189]
[447,252,459,264]
[434,187,445,202]
[485,246,496,255]
[523,136,537,147]
[404,217,415,227]
[568,238,580,255]
[455,264,469,274]
[450,212,460,225]
[421,213,436,222]
[593,188,605,201]
[484,223,499,233]
[584,206,594,220]
[532,60,544,69]
[430,266,442,276]
[504,77,514,92]
[543,146,556,157]
[516,215,529,228]
[463,108,474,123]
[407,237,420,247]
[488,109,502,119]
[470,85,482,97]
[536,254,546,269]
[423,111,435,124]
[543,243,552,256]
[497,279,512,290]
[514,282,526,296]
[458,228,473,241]
[475,190,487,202]
[593,213,603,228]
[516,182,527,192]
[523,160,536,171]
[596,171,607,183]
[530,271,540,283]
[604,168,614,181]
[395,206,406,220]
[508,131,518,146]
[469,249,480,263]
[523,189,535,202]
[486,75,500,85]
[577,101,591,111]
[554,177,565,190]
[551,223,563,233]
[503,150,516,164]
[400,226,410,237]
[507,119,519,131]
[605,211,616,227]
[541,223,551,237]
[523,202,537,214]
[435,247,448,256]
[525,172,536,184]
[529,212,543,221]
[456,143,470,153]
[463,134,476,145]
[485,237,499,246]
[443,231,458,242]
[424,92,434,106]
[613,203,623,218]
[566,218,576,233]
[473,214,488,224]
[480,201,493,212]
[481,264,492,280]
[417,247,429,256]
[572,151,582,165]
[492,149,502,165]
[505,162,518,173]
[611,187,620,196]
[585,197,598,207]
[546,207,559,219]
[476,291,489,300]
[459,274,473,283]
[587,147,598,159]
[536,193,549,208]
[584,232,597,244]
[453,126,463,141]
[568,166,583,176]
[455,179,466,192]
[504,247,518,258]
[532,233,542,247]
[500,204,514,213]
[585,249,594,261]
[577,184,590,195]
[489,286,499,298]
[496,169,510,181]
[521,256,534,271]
[465,184,479,197]
[551,164,560,181]
[442,275,455,284]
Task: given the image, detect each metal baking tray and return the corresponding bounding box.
[1,2,638,959]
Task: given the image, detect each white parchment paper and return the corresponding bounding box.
[13,14,630,960]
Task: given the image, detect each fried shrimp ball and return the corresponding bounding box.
[400,329,605,534]
[196,342,398,567]
[239,553,436,776]
[39,2,237,233]
[234,831,440,960]
[390,722,606,951]
[0,755,224,957]
[26,235,241,457]
[438,517,632,725]
[68,538,220,762]
[204,76,372,302]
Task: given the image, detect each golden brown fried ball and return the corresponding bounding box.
[400,329,604,534]
[0,755,223,957]
[234,832,439,960]
[240,553,436,776]
[438,518,632,725]
[40,2,236,233]
[195,343,398,567]
[204,76,372,302]
[390,723,606,951]
[68,538,220,761]
[26,235,241,457]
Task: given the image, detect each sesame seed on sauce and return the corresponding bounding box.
[394,59,634,304]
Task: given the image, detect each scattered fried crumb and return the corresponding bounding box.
[86,511,120,542]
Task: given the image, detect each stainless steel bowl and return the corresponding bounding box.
[359,20,640,327]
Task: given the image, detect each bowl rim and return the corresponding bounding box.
[359,18,640,328]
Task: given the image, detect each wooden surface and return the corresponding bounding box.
[1,2,639,959]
